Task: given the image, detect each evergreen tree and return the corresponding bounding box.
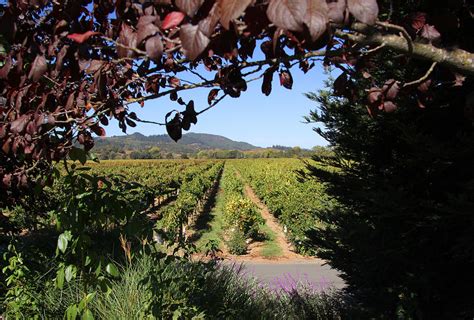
[304,58,474,318]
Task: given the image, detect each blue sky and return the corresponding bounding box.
[79,2,333,149]
[106,62,332,149]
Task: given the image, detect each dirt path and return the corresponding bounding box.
[243,184,312,261]
[192,167,317,263]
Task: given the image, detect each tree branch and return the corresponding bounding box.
[336,23,474,76]
[125,50,330,106]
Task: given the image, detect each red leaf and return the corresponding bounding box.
[28,55,48,82]
[411,12,426,31]
[266,0,307,32]
[126,118,137,127]
[417,99,426,109]
[304,0,328,41]
[279,70,293,89]
[0,55,12,79]
[67,31,100,44]
[382,79,400,100]
[218,0,253,30]
[327,0,347,24]
[417,79,432,92]
[145,35,164,60]
[168,76,181,88]
[2,138,11,154]
[91,124,106,137]
[162,11,186,30]
[299,60,311,73]
[137,16,160,45]
[421,24,441,41]
[262,67,276,96]
[0,125,6,139]
[54,45,69,73]
[166,112,182,142]
[367,88,383,104]
[208,89,219,105]
[20,174,28,187]
[2,174,12,188]
[118,24,138,58]
[198,3,222,37]
[333,72,348,96]
[85,60,105,74]
[26,121,37,135]
[175,0,204,18]
[382,101,397,113]
[10,115,29,134]
[347,0,378,25]
[180,23,210,60]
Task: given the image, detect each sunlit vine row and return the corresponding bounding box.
[220,163,264,243]
[231,158,338,255]
[158,161,224,242]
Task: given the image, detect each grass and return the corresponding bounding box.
[259,223,283,258]
[39,256,349,319]
[195,188,226,252]
[194,167,284,258]
[194,187,284,258]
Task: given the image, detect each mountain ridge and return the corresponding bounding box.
[92,132,320,159]
[95,132,259,156]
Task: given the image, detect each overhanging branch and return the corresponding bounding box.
[336,23,474,76]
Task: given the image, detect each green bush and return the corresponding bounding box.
[226,229,247,255]
[224,195,263,238]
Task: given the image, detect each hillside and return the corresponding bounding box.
[94,132,259,158]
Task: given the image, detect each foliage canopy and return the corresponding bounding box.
[0,0,473,200]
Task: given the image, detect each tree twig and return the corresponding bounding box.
[102,36,147,56]
[197,94,228,115]
[376,21,413,57]
[403,62,437,87]
[362,43,385,55]
[134,118,166,126]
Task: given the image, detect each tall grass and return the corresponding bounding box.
[39,255,350,319]
[92,258,152,319]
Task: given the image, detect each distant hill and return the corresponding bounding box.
[94,132,259,157]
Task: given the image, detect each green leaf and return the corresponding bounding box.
[89,152,99,162]
[84,292,96,304]
[66,304,78,320]
[172,309,182,320]
[105,263,119,277]
[58,233,69,254]
[84,255,91,267]
[94,262,102,276]
[81,309,94,320]
[56,267,65,289]
[69,147,88,165]
[65,265,75,282]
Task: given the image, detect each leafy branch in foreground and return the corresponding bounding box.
[0,0,473,199]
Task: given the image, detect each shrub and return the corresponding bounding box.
[226,229,247,255]
[224,195,263,238]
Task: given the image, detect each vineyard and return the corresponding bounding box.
[36,158,333,260]
[63,158,334,259]
[4,151,469,318]
[5,154,458,319]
